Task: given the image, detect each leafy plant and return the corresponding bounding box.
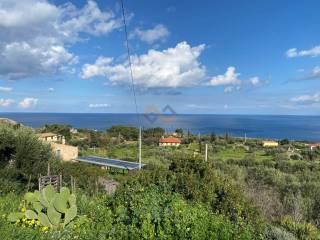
[7,185,77,229]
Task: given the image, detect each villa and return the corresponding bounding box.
[159,137,181,147]
[38,132,66,144]
[309,143,320,151]
[262,140,279,147]
[38,133,78,161]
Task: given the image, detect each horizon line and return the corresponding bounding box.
[1,112,320,117]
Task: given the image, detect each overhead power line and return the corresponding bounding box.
[120,0,140,126]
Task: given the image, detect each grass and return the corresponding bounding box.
[80,140,276,169]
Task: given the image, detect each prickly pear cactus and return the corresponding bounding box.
[7,185,78,229]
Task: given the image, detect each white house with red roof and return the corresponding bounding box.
[309,143,320,151]
[159,137,181,147]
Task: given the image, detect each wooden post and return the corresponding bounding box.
[47,163,50,176]
[205,144,208,162]
[38,174,41,191]
[139,126,142,170]
[59,175,62,189]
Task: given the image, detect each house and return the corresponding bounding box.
[159,137,181,147]
[309,143,320,151]
[38,132,65,144]
[70,128,78,134]
[38,133,78,161]
[262,140,279,147]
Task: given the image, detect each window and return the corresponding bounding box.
[56,149,61,157]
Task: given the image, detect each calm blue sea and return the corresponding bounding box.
[1,113,320,141]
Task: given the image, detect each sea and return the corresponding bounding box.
[1,112,320,142]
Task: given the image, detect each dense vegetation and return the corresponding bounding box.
[1,123,320,239]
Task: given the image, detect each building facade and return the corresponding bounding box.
[159,137,181,147]
[38,133,78,161]
[309,143,320,151]
[262,141,279,147]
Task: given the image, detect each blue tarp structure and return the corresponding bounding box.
[75,156,145,170]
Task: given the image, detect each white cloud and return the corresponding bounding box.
[286,45,320,58]
[81,57,113,79]
[249,76,261,86]
[19,97,38,108]
[81,41,206,88]
[291,93,320,104]
[209,66,241,86]
[299,66,320,80]
[48,87,54,92]
[89,103,110,108]
[0,86,13,92]
[186,104,205,109]
[224,86,241,93]
[0,98,14,107]
[0,0,122,80]
[309,66,320,78]
[130,24,169,44]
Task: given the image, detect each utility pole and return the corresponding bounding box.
[205,144,208,162]
[139,126,142,170]
[244,133,247,144]
[198,132,202,153]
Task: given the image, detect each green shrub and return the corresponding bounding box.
[264,225,297,240]
[280,216,320,239]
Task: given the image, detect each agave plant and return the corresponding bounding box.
[8,185,77,229]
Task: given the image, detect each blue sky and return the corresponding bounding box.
[0,0,320,115]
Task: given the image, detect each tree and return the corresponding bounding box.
[14,128,54,176]
[42,124,72,141]
[143,127,165,138]
[280,139,290,145]
[210,132,217,142]
[106,125,139,140]
[0,126,16,165]
[175,128,183,137]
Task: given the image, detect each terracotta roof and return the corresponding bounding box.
[309,143,320,147]
[159,137,181,143]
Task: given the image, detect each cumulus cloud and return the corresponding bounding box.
[291,93,320,104]
[302,66,320,80]
[81,57,113,79]
[249,76,261,86]
[48,87,55,92]
[209,66,241,86]
[19,97,38,108]
[0,0,122,80]
[0,86,13,92]
[81,41,206,88]
[89,103,110,108]
[0,98,15,107]
[130,24,169,44]
[286,45,320,58]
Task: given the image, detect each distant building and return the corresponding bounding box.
[38,133,78,161]
[38,132,66,144]
[70,128,78,134]
[165,132,182,138]
[262,140,279,147]
[309,143,320,151]
[159,137,181,147]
